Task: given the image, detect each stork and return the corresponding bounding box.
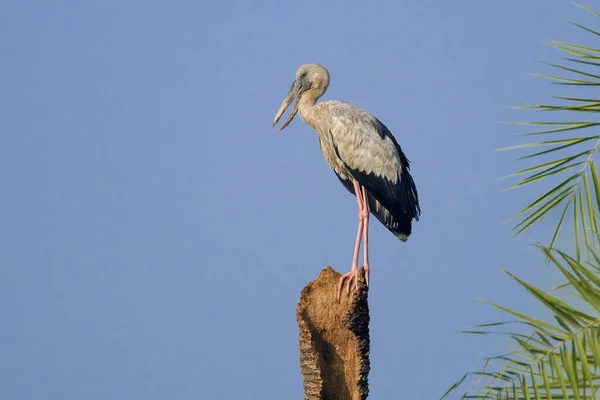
[272,64,420,301]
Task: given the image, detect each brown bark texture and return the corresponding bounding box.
[296,266,370,400]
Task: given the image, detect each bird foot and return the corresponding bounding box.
[337,267,358,302]
[337,266,370,302]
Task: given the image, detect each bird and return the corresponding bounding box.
[272,63,420,301]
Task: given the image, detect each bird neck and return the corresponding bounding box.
[297,95,322,131]
[299,90,320,108]
[297,88,326,130]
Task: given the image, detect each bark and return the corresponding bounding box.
[296,266,370,400]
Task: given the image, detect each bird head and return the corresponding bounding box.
[272,63,330,131]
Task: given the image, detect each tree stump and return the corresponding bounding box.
[296,266,370,400]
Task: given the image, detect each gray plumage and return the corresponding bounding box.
[273,63,420,241]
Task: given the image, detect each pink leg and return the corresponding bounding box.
[337,180,367,301]
[361,185,370,286]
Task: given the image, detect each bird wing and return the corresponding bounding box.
[324,101,420,221]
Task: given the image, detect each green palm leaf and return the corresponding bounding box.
[442,5,600,399]
[503,5,600,255]
[441,244,600,400]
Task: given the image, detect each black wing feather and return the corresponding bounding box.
[333,119,420,240]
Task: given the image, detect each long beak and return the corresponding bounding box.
[272,81,302,131]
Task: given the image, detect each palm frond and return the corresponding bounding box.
[441,244,600,400]
[442,5,600,399]
[504,6,600,256]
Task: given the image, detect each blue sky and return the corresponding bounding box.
[1,1,596,399]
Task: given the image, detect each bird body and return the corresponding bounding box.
[272,63,420,299]
[300,99,420,241]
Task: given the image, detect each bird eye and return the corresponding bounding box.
[300,72,307,79]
